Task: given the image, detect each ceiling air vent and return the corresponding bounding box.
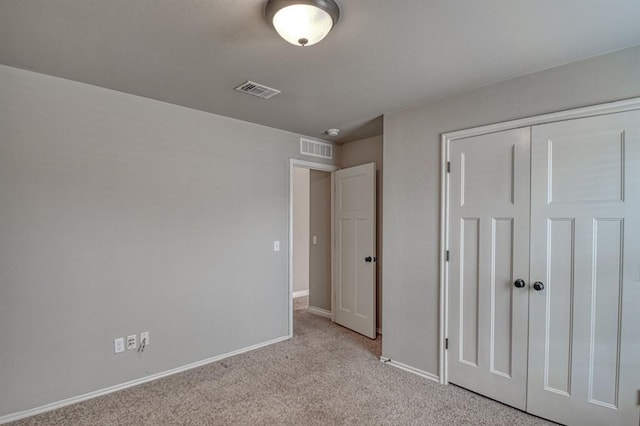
[234,81,281,99]
[300,138,333,160]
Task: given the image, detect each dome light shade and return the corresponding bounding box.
[265,0,340,47]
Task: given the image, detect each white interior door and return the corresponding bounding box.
[528,110,640,425]
[334,163,376,339]
[447,128,531,410]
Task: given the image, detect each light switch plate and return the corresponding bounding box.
[274,241,280,252]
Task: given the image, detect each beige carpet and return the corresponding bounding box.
[11,299,553,425]
[293,295,309,311]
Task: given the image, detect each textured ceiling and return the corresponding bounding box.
[1,1,640,143]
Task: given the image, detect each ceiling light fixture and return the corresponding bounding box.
[325,128,340,137]
[265,0,340,47]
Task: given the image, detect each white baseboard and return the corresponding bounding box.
[292,289,309,298]
[379,357,440,383]
[307,306,332,318]
[0,335,290,425]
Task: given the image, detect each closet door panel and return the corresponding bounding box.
[528,110,640,426]
[447,128,530,410]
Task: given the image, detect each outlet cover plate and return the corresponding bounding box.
[140,331,150,346]
[126,334,137,350]
[114,338,125,354]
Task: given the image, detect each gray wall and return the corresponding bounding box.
[308,170,331,311]
[0,64,337,417]
[341,135,383,330]
[292,167,310,294]
[382,45,640,376]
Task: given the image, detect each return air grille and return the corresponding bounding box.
[234,81,281,99]
[300,138,333,159]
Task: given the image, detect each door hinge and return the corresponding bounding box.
[446,161,451,173]
[445,338,449,350]
[446,250,450,261]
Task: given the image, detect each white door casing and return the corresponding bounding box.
[527,110,640,426]
[334,163,376,339]
[447,128,531,410]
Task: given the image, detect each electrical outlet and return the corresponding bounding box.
[126,334,137,350]
[114,337,125,354]
[140,331,150,347]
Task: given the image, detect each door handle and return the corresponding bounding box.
[533,281,545,291]
[514,279,526,288]
[365,256,377,263]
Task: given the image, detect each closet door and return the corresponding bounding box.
[447,128,531,410]
[528,110,640,425]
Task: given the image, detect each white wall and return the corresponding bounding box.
[0,64,337,418]
[340,135,383,330]
[382,45,640,377]
[292,167,310,294]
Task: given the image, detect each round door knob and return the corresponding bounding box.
[365,256,372,263]
[533,281,545,291]
[514,279,526,288]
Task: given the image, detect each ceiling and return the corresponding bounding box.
[1,1,640,143]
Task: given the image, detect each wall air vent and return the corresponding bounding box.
[234,81,281,99]
[300,138,333,160]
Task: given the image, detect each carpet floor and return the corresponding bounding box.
[10,298,554,425]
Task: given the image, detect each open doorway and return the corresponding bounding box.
[289,158,379,341]
[289,160,337,336]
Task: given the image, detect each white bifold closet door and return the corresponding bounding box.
[447,127,531,410]
[527,110,640,426]
[447,108,640,426]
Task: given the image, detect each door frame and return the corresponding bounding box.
[439,97,640,384]
[288,159,340,338]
